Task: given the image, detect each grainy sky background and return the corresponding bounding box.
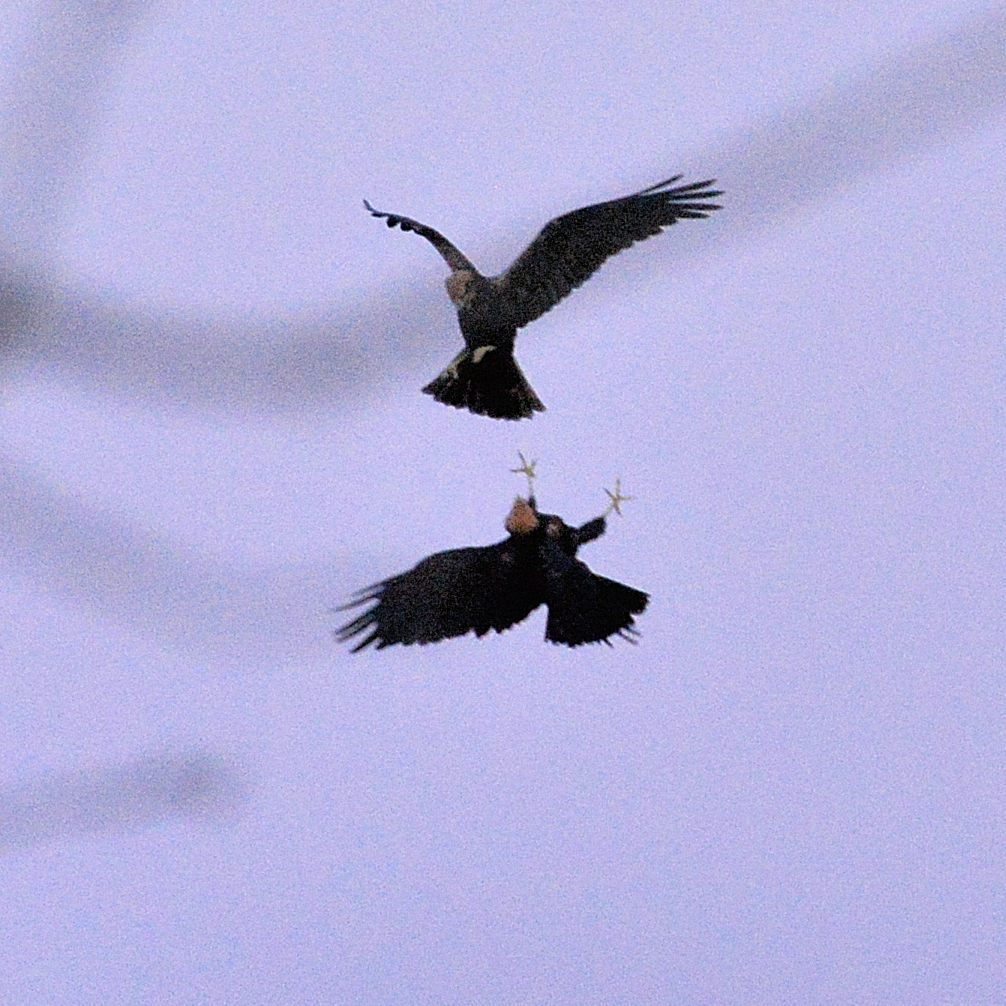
[2,2,1005,1003]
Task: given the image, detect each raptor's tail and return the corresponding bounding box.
[544,571,649,647]
[540,540,649,647]
[422,346,545,421]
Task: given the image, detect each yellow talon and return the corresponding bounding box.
[510,451,537,496]
[603,477,633,517]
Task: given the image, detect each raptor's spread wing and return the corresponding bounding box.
[337,539,541,652]
[539,538,648,647]
[493,175,721,329]
[363,200,476,272]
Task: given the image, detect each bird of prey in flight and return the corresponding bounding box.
[364,173,721,420]
[336,455,648,650]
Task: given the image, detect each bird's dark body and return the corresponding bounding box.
[337,495,647,651]
[364,174,722,420]
[458,316,515,355]
[455,275,516,345]
[421,307,536,418]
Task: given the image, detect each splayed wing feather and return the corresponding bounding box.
[336,540,541,651]
[493,176,722,328]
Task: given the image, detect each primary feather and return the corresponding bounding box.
[493,175,722,328]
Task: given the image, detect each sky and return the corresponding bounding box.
[2,2,1005,1003]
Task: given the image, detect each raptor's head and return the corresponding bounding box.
[445,269,478,309]
[504,496,540,536]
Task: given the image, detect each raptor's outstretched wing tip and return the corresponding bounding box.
[640,172,684,193]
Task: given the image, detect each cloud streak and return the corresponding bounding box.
[9,7,1006,412]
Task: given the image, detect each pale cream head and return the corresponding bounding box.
[505,497,540,536]
[445,269,478,308]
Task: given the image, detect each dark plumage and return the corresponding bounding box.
[336,464,648,651]
[364,173,722,420]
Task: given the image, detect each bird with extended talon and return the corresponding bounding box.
[337,457,647,651]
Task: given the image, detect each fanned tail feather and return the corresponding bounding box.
[540,540,649,648]
[545,572,649,647]
[423,347,545,421]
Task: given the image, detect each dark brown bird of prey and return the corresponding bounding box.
[337,456,648,650]
[364,174,721,420]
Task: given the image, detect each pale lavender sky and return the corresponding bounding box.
[2,2,1005,1003]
